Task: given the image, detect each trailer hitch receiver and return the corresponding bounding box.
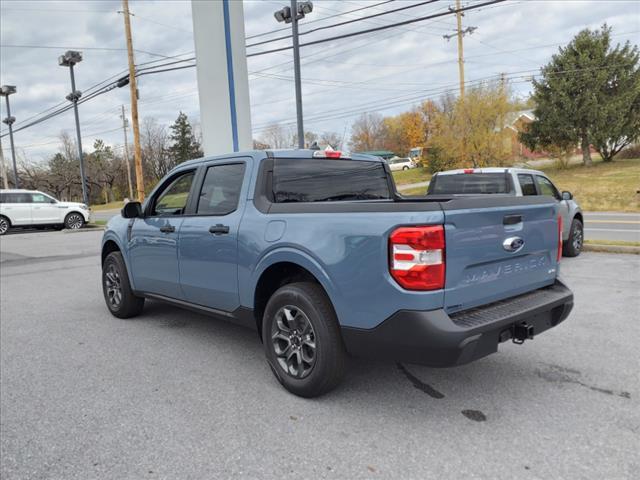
[512,322,534,344]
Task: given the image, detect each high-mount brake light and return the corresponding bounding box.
[463,169,475,174]
[312,149,342,159]
[389,225,445,291]
[557,215,563,262]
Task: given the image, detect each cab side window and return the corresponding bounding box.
[31,193,50,204]
[196,163,245,215]
[518,174,537,196]
[535,175,561,200]
[152,171,195,216]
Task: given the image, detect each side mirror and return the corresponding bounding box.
[121,201,143,219]
[562,191,573,200]
[50,199,57,204]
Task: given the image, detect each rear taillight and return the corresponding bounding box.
[557,215,563,262]
[389,225,445,290]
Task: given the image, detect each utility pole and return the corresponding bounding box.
[121,0,145,201]
[58,52,89,206]
[1,85,19,188]
[443,1,477,99]
[274,1,313,149]
[0,139,9,189]
[120,105,134,199]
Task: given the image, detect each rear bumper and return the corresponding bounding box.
[341,280,573,367]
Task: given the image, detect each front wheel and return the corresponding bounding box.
[262,282,346,398]
[0,216,10,235]
[65,212,85,230]
[102,251,145,318]
[563,218,583,257]
[402,166,409,171]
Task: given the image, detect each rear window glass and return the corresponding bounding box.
[429,173,512,194]
[273,159,391,203]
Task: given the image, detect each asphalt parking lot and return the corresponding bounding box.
[1,230,639,479]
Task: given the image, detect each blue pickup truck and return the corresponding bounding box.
[101,149,573,397]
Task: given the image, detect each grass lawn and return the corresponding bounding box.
[540,158,640,212]
[391,167,431,186]
[584,239,640,247]
[91,200,124,211]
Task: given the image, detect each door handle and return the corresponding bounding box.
[159,225,175,233]
[503,214,522,225]
[209,224,230,235]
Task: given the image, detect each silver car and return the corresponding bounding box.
[427,167,583,256]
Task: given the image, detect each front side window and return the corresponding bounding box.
[152,171,195,215]
[518,174,537,196]
[273,159,390,203]
[31,193,52,203]
[535,175,561,200]
[196,163,245,215]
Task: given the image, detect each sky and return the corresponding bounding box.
[1,0,638,163]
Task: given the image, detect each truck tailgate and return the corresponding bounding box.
[442,196,559,313]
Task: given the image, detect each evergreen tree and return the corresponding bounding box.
[521,25,640,164]
[168,112,203,165]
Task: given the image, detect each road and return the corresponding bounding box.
[1,230,639,479]
[583,212,640,243]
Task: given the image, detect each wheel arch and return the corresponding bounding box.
[250,252,339,338]
[0,214,11,226]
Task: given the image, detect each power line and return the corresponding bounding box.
[246,0,439,48]
[247,0,507,57]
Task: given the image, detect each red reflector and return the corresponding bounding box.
[324,150,341,158]
[557,215,563,262]
[463,169,474,174]
[389,225,445,291]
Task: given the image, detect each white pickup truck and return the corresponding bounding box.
[427,167,583,257]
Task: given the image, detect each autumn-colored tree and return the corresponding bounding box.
[429,82,512,169]
[349,113,385,151]
[382,110,426,156]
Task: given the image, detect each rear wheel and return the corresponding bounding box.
[102,251,145,318]
[262,282,346,397]
[563,217,583,257]
[0,216,10,235]
[65,212,84,230]
[402,166,409,171]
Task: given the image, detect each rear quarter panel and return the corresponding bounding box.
[238,206,446,329]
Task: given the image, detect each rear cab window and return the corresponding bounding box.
[272,158,391,203]
[429,173,513,194]
[518,174,537,196]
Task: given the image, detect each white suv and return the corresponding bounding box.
[0,189,91,235]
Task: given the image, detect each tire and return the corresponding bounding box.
[563,217,583,257]
[65,212,85,230]
[402,166,409,171]
[102,251,145,318]
[0,216,11,235]
[262,282,346,398]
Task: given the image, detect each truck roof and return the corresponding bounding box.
[434,167,545,176]
[179,149,383,168]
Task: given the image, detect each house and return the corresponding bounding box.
[502,110,548,160]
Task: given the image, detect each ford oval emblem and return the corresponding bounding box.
[503,236,525,253]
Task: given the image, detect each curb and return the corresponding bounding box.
[63,226,105,234]
[583,244,640,255]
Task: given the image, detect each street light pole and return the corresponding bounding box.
[274,1,313,149]
[59,50,89,206]
[290,0,304,149]
[1,85,19,188]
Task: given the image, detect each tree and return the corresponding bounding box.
[141,117,171,181]
[429,82,512,168]
[260,123,294,149]
[319,131,342,149]
[349,113,385,151]
[521,24,640,164]
[168,112,203,166]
